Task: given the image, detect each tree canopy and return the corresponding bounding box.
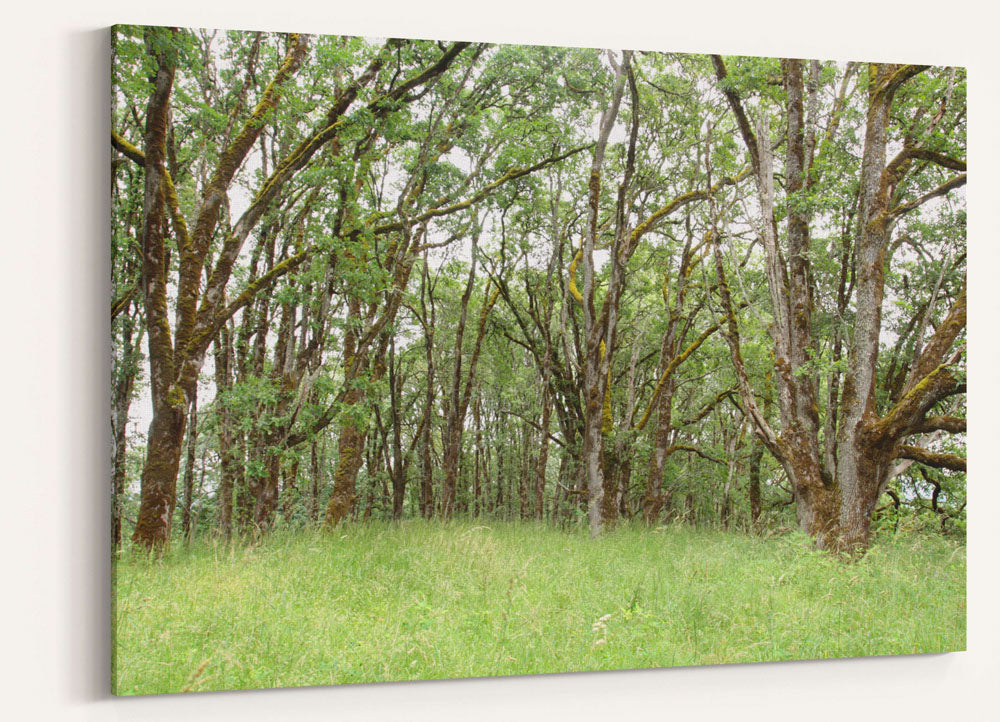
[112,26,966,554]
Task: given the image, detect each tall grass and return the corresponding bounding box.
[112,521,966,695]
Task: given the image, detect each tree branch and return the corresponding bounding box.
[893,445,966,472]
[371,143,593,235]
[111,130,146,167]
[909,415,966,435]
[890,173,967,218]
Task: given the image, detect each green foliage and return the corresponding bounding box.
[112,24,965,563]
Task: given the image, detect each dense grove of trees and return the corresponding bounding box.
[112,26,966,554]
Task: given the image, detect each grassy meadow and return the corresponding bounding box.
[112,522,966,695]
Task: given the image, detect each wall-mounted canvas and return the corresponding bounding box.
[111,23,967,695]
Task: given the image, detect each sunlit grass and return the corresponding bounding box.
[112,521,966,695]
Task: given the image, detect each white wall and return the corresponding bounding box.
[2,2,996,720]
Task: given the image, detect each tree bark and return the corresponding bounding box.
[133,38,468,547]
[580,53,627,538]
[133,31,309,548]
[747,441,764,529]
[180,392,198,542]
[324,299,369,527]
[111,308,142,550]
[419,262,437,519]
[388,339,407,521]
[713,58,964,552]
[132,30,181,549]
[441,238,477,516]
[213,326,238,538]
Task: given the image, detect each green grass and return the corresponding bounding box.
[112,521,966,695]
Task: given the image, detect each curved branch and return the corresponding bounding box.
[904,148,966,172]
[111,284,137,321]
[372,144,593,236]
[909,415,966,435]
[893,445,966,472]
[663,444,725,465]
[890,173,967,218]
[111,130,146,167]
[633,311,735,431]
[711,55,759,173]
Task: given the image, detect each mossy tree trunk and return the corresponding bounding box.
[418,260,438,519]
[388,338,407,521]
[212,326,238,538]
[111,304,143,550]
[180,391,198,542]
[324,299,368,527]
[132,30,181,549]
[712,58,966,552]
[441,235,477,517]
[747,441,764,529]
[579,53,627,538]
[131,31,309,549]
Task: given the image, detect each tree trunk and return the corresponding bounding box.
[281,459,299,523]
[213,327,238,538]
[721,422,739,530]
[712,56,839,548]
[234,433,258,533]
[254,448,282,530]
[535,384,551,520]
[441,241,477,517]
[132,30,180,550]
[133,399,187,547]
[833,64,962,553]
[643,374,675,524]
[388,339,406,521]
[310,439,322,524]
[473,395,483,517]
[180,392,198,542]
[748,442,763,529]
[133,32,310,548]
[111,312,141,550]
[323,303,370,526]
[111,394,129,550]
[419,262,437,519]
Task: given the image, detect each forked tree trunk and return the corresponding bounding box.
[713,58,965,552]
[130,38,470,548]
[580,57,627,538]
[131,34,311,549]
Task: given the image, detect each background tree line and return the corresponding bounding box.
[111,26,966,554]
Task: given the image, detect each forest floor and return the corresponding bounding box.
[112,521,966,695]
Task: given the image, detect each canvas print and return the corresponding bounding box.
[111,24,967,695]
